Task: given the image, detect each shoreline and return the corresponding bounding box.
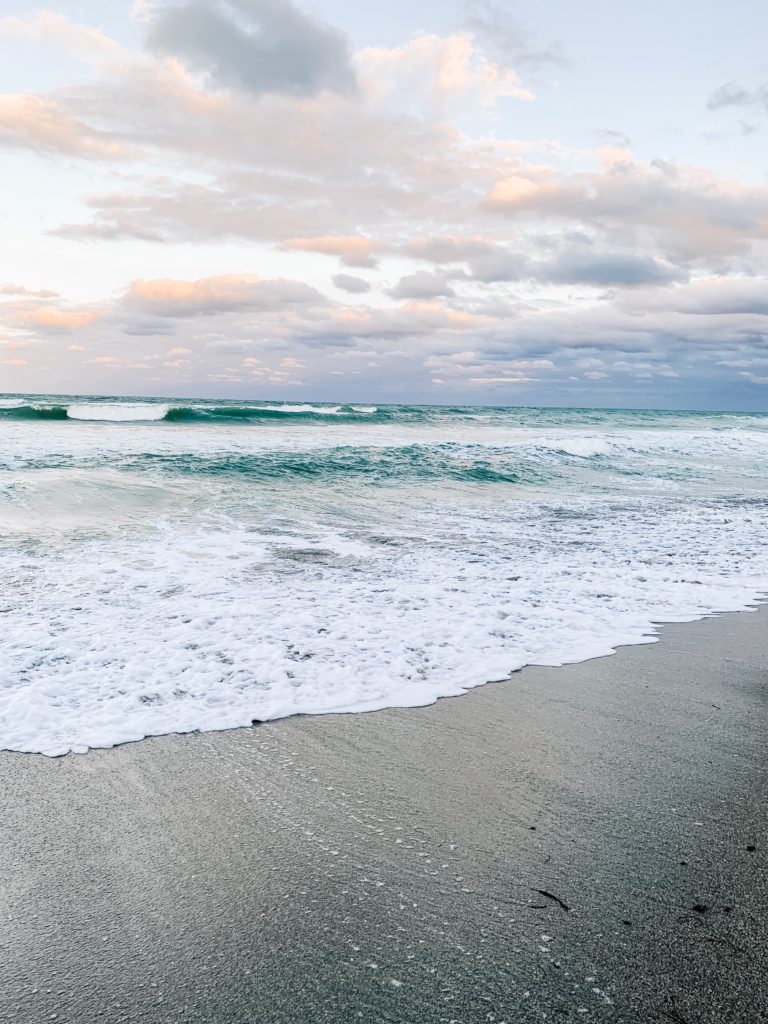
[1,607,767,1022]
[8,598,768,759]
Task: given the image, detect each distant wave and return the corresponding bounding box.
[0,404,70,420]
[260,404,343,414]
[0,401,383,424]
[3,397,768,433]
[165,403,383,424]
[67,403,170,422]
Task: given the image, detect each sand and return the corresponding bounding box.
[1,608,766,1023]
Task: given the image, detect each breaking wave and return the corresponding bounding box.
[0,400,384,424]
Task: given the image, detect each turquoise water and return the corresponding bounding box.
[2,394,768,755]
[2,393,767,428]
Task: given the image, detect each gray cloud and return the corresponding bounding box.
[399,237,528,284]
[146,0,357,98]
[333,274,372,294]
[597,129,632,149]
[462,0,566,71]
[468,249,527,282]
[121,319,178,335]
[423,243,686,287]
[404,236,495,264]
[629,278,768,316]
[649,158,678,179]
[388,271,456,300]
[707,80,768,112]
[540,250,687,287]
[401,237,531,285]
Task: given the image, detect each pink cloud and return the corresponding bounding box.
[20,307,101,330]
[127,274,323,316]
[0,94,137,159]
[281,236,378,268]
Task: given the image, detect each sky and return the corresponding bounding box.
[1,0,767,408]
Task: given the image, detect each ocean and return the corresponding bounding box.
[2,394,768,756]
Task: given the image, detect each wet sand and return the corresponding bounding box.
[1,608,767,1023]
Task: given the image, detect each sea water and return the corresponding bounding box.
[2,395,767,756]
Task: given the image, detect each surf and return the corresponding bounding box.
[0,400,386,424]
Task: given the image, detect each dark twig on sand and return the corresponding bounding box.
[534,889,571,912]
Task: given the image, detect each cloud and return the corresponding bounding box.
[19,41,763,276]
[404,235,495,264]
[319,301,479,342]
[708,81,768,112]
[6,261,768,404]
[627,277,768,316]
[540,250,687,287]
[282,236,378,268]
[19,307,101,330]
[122,319,178,336]
[425,351,555,388]
[333,274,372,294]
[485,153,768,260]
[146,0,357,98]
[127,273,324,316]
[0,11,120,61]
[1,284,59,298]
[388,271,456,300]
[468,248,527,282]
[359,31,535,111]
[0,94,137,160]
[51,102,480,239]
[405,240,685,288]
[597,129,632,149]
[2,7,768,407]
[461,0,566,71]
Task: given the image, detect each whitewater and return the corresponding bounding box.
[2,393,768,756]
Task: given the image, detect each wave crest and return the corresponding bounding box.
[0,401,384,424]
[67,403,170,422]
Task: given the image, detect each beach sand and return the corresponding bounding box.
[1,608,766,1023]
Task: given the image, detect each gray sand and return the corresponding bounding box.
[1,609,767,1023]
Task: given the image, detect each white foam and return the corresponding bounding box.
[3,417,768,756]
[0,398,26,408]
[549,438,612,458]
[260,404,343,415]
[0,469,196,535]
[66,403,169,422]
[1,485,768,756]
